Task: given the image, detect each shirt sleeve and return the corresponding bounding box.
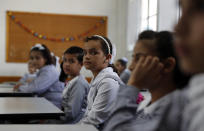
[63,82,86,122]
[19,68,58,94]
[103,86,140,131]
[82,78,119,126]
[19,74,28,84]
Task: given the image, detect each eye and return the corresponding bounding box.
[63,58,67,63]
[90,50,97,55]
[69,59,74,64]
[36,56,40,60]
[30,56,34,60]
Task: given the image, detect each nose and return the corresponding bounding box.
[84,54,90,60]
[32,59,37,65]
[63,61,70,67]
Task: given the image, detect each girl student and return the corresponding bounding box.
[14,60,37,88]
[156,0,204,130]
[81,35,124,127]
[15,43,64,108]
[58,46,89,124]
[102,31,190,131]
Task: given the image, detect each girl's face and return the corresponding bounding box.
[28,62,36,74]
[83,40,109,74]
[63,53,82,77]
[129,41,156,71]
[175,11,204,73]
[30,51,47,69]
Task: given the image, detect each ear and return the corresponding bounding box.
[163,57,176,74]
[105,54,112,64]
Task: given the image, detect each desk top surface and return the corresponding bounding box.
[0,97,63,114]
[0,84,14,88]
[0,125,97,131]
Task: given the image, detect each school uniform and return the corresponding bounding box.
[61,74,90,124]
[19,73,37,84]
[120,68,131,84]
[102,86,176,131]
[81,67,124,126]
[19,65,64,108]
[156,73,204,131]
[137,90,152,112]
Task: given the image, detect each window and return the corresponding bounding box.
[141,0,158,31]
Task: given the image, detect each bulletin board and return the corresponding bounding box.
[6,11,108,63]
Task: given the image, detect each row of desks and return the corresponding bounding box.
[0,84,64,121]
[0,86,98,131]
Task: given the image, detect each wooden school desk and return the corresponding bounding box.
[0,125,97,131]
[0,83,14,88]
[0,97,64,120]
[0,87,34,97]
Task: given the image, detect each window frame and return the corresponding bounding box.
[141,0,158,31]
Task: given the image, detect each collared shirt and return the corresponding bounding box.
[62,76,79,96]
[19,65,64,108]
[61,74,89,124]
[81,67,124,126]
[103,86,176,131]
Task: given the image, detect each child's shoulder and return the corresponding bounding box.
[41,65,58,73]
[77,75,89,85]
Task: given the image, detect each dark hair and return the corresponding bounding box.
[138,30,156,40]
[185,0,204,13]
[154,31,190,89]
[59,62,67,82]
[30,44,54,65]
[117,59,127,68]
[59,46,84,82]
[64,46,84,64]
[52,55,57,66]
[85,36,118,73]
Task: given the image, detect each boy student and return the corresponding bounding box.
[59,46,90,124]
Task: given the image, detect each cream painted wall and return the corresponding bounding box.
[158,0,178,31]
[0,0,128,77]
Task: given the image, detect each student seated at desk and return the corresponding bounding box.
[102,31,190,131]
[115,57,131,84]
[14,60,37,89]
[80,35,124,128]
[58,46,89,124]
[14,43,64,108]
[156,0,204,130]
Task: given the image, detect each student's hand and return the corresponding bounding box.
[26,79,33,83]
[127,56,164,89]
[13,83,22,91]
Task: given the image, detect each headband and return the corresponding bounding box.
[93,35,111,54]
[31,43,45,50]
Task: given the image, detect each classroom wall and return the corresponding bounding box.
[158,0,179,31]
[0,0,128,77]
[0,0,179,77]
[125,0,179,65]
